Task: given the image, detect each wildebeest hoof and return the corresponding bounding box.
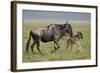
[51,51,54,54]
[32,52,37,54]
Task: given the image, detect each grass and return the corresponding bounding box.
[23,22,91,62]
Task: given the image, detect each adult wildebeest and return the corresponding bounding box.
[26,21,73,54]
[66,31,83,53]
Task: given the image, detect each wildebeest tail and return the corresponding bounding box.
[26,30,32,52]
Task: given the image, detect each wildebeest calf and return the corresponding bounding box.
[66,31,83,53]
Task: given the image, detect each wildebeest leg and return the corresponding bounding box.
[37,40,42,55]
[51,40,60,53]
[78,43,83,53]
[66,39,70,49]
[31,41,36,54]
[66,44,69,49]
[71,44,75,52]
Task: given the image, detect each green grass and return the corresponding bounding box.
[23,22,91,62]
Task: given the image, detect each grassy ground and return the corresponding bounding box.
[23,22,91,62]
